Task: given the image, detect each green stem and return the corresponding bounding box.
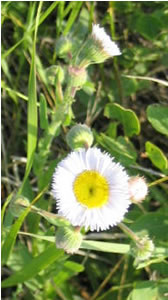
[148,176,168,187]
[118,222,139,243]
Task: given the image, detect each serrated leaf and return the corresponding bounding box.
[145,141,168,171]
[104,103,140,137]
[147,104,168,136]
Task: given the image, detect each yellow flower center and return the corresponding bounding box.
[73,170,109,208]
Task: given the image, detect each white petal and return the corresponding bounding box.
[92,24,121,57]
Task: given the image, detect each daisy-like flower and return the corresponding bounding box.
[76,24,121,68]
[91,24,121,57]
[52,147,131,231]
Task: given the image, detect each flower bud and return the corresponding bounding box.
[9,195,30,217]
[131,235,155,264]
[56,226,83,254]
[128,176,148,203]
[66,124,94,150]
[68,66,87,87]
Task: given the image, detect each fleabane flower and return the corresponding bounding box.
[76,24,121,67]
[91,24,121,57]
[52,147,131,231]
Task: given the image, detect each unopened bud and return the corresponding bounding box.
[128,176,148,203]
[66,124,94,150]
[132,235,155,264]
[68,66,87,87]
[9,195,30,217]
[56,226,83,254]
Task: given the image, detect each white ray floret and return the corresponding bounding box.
[92,24,121,57]
[52,148,131,231]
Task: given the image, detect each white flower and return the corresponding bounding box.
[92,24,121,57]
[52,148,131,231]
[129,176,148,203]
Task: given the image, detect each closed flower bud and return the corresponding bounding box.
[128,176,148,203]
[56,226,83,254]
[9,195,30,217]
[66,124,94,150]
[68,66,87,87]
[132,235,155,265]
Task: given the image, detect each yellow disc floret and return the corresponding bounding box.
[73,170,109,208]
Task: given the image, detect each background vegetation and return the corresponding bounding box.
[1,1,168,299]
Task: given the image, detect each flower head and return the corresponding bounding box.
[76,24,121,67]
[129,176,148,203]
[91,24,121,57]
[56,226,83,254]
[66,124,94,150]
[131,235,155,266]
[52,148,131,231]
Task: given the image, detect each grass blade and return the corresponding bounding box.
[2,2,58,59]
[63,2,83,36]
[18,2,42,194]
[1,187,47,265]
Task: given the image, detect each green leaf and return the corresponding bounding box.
[1,188,47,265]
[81,240,130,254]
[130,213,168,241]
[2,206,33,265]
[18,231,55,243]
[39,93,48,130]
[53,261,84,285]
[97,133,137,166]
[18,2,42,194]
[147,104,168,136]
[1,192,13,231]
[127,281,158,300]
[2,2,58,60]
[1,245,64,287]
[145,141,168,171]
[104,103,140,137]
[63,2,83,36]
[135,15,162,41]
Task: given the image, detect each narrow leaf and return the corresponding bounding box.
[1,187,47,265]
[81,240,130,254]
[63,2,83,36]
[39,93,48,130]
[1,245,63,287]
